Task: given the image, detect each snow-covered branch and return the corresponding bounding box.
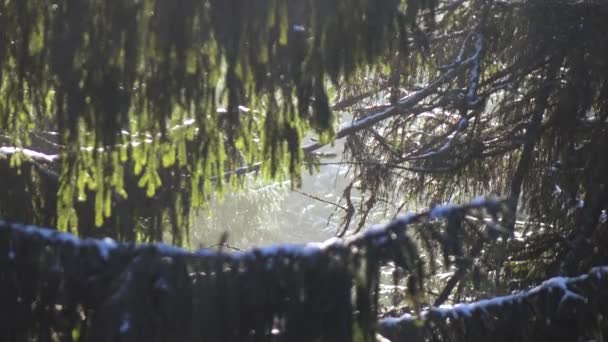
[302,49,480,155]
[0,196,505,262]
[0,146,60,163]
[379,266,608,341]
[0,197,509,341]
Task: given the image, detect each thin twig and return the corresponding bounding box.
[293,190,348,211]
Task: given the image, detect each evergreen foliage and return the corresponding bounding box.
[378,265,608,341]
[1,0,608,339]
[0,199,508,342]
[328,0,608,294]
[0,0,433,241]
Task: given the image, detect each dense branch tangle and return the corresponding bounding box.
[329,0,608,292]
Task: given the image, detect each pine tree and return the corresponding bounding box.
[1,0,608,340]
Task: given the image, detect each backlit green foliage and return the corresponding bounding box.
[0,0,433,242]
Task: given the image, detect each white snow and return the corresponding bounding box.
[457,117,469,130]
[8,240,15,260]
[363,224,389,236]
[20,224,79,244]
[119,312,131,334]
[306,237,343,250]
[470,196,487,206]
[0,146,60,162]
[380,267,604,327]
[553,184,562,196]
[535,276,587,304]
[429,204,458,219]
[394,213,417,226]
[381,313,413,327]
[0,223,121,261]
[256,244,323,258]
[1,197,505,268]
[436,271,455,280]
[97,237,118,261]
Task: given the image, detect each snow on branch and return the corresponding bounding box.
[0,146,60,163]
[0,196,505,262]
[0,197,508,341]
[1,35,482,185]
[378,266,608,342]
[302,44,481,156]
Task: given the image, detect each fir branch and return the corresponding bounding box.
[379,266,608,341]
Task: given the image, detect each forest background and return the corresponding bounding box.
[1,0,607,340]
